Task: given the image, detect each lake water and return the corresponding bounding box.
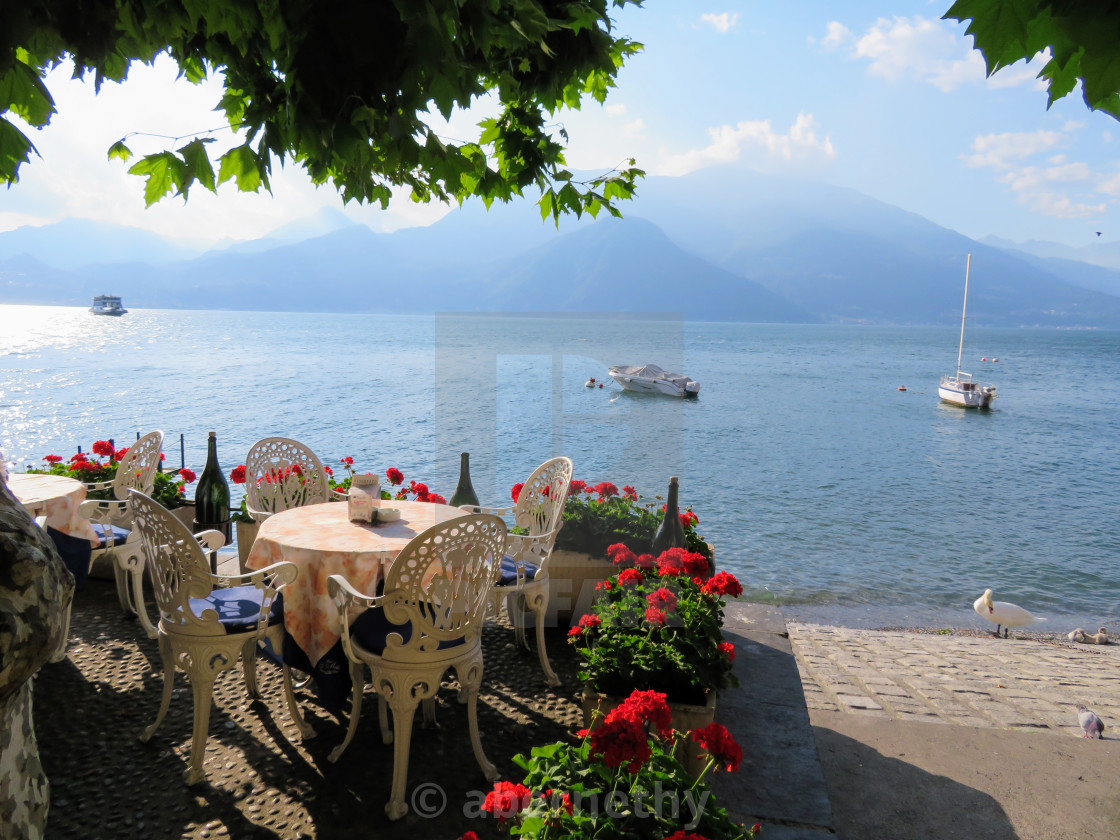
[2,304,1118,632]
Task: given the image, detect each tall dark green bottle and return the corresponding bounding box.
[194,431,231,542]
[449,452,480,508]
[651,475,685,554]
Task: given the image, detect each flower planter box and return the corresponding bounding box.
[581,689,718,779]
[545,550,615,628]
[235,520,260,575]
[546,544,716,628]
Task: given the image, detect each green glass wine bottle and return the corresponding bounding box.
[449,452,480,508]
[651,475,686,555]
[194,431,231,543]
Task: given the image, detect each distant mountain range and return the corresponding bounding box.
[5,165,1120,327]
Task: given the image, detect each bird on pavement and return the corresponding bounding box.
[1088,627,1109,645]
[1069,628,1087,642]
[1078,707,1105,739]
[973,589,1045,638]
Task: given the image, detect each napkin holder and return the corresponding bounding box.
[348,473,381,523]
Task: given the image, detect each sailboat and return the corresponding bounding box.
[938,254,997,409]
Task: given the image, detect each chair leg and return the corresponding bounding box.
[241,638,261,698]
[385,688,420,821]
[378,695,391,744]
[130,568,158,639]
[421,697,438,729]
[141,634,175,743]
[461,662,498,782]
[113,555,134,616]
[282,664,316,740]
[185,670,218,786]
[508,591,529,649]
[527,589,561,687]
[328,661,365,763]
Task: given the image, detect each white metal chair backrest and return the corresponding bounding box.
[244,437,331,520]
[112,430,165,499]
[378,514,507,660]
[128,489,228,637]
[513,456,573,538]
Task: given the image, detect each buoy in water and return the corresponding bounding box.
[981,357,988,362]
[898,386,907,391]
[598,383,603,388]
[585,377,596,387]
[993,358,999,362]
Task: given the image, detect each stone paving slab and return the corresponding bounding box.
[788,623,1120,737]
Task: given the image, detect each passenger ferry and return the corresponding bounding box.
[89,295,127,316]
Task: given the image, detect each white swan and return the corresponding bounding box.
[973,589,1045,638]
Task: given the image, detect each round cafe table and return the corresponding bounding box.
[245,500,469,668]
[7,473,100,546]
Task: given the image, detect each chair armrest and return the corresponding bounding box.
[212,561,299,592]
[79,498,131,528]
[83,479,114,493]
[459,504,513,516]
[247,505,272,524]
[194,529,226,552]
[507,523,563,565]
[328,574,386,662]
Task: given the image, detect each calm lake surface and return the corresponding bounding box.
[2,304,1118,631]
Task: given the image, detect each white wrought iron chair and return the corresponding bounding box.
[462,456,572,687]
[244,437,331,523]
[326,513,507,820]
[79,429,164,637]
[127,489,309,785]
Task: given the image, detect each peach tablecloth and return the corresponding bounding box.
[245,500,468,666]
[8,473,100,546]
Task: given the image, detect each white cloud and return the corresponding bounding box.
[960,131,1065,170]
[846,15,1045,93]
[605,103,629,117]
[655,113,836,177]
[1018,192,1105,219]
[817,22,852,51]
[1095,172,1120,197]
[1048,154,1068,165]
[999,162,1093,193]
[700,13,739,34]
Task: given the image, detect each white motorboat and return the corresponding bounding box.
[608,364,700,398]
[89,295,127,316]
[939,254,996,409]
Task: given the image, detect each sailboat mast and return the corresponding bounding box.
[956,253,971,379]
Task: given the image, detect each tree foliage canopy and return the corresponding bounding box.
[945,0,1120,120]
[1,0,645,221]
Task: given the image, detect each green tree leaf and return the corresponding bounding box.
[128,152,187,207]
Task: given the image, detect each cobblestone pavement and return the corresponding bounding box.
[788,623,1120,737]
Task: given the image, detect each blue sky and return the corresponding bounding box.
[4,1,1118,248]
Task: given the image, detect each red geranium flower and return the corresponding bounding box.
[568,626,584,638]
[692,722,743,772]
[427,492,447,504]
[609,689,673,736]
[702,571,743,598]
[719,641,736,662]
[230,464,247,484]
[177,468,196,484]
[459,832,480,840]
[43,455,62,464]
[91,440,114,457]
[69,452,85,463]
[622,484,638,500]
[618,568,644,586]
[114,447,129,462]
[608,543,637,567]
[578,613,601,629]
[510,482,524,503]
[635,553,656,569]
[644,606,666,625]
[646,587,678,613]
[568,479,587,496]
[680,510,699,529]
[663,832,710,840]
[593,481,618,498]
[323,465,333,476]
[482,781,533,822]
[385,467,404,485]
[656,547,708,578]
[588,715,651,773]
[594,579,614,591]
[542,789,573,815]
[340,456,354,467]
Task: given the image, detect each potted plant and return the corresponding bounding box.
[29,442,192,511]
[568,545,742,775]
[474,688,759,840]
[548,480,712,627]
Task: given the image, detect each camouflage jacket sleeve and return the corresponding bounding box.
[0,481,75,702]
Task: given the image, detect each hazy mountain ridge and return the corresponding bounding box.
[4,166,1120,327]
